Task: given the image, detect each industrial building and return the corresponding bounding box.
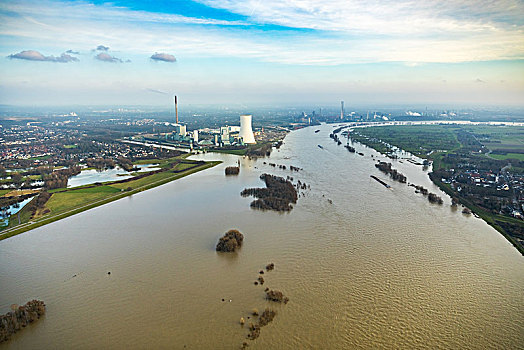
[239,114,256,144]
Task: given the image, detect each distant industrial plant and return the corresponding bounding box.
[128,96,258,152]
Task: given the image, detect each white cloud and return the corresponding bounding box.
[150,53,176,62]
[95,52,122,63]
[7,49,79,62]
[200,0,524,35]
[0,0,523,65]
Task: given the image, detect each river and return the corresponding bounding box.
[1,123,523,349]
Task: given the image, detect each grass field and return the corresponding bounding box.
[463,125,524,151]
[489,153,524,161]
[354,124,524,161]
[173,162,198,171]
[111,171,175,189]
[211,148,248,156]
[352,125,461,157]
[29,155,51,160]
[44,192,114,215]
[133,158,161,165]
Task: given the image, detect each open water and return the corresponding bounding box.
[1,124,523,349]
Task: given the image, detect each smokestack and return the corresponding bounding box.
[340,101,344,120]
[174,95,178,124]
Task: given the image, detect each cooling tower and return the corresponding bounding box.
[239,114,256,144]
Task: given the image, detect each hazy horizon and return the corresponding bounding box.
[1,0,523,106]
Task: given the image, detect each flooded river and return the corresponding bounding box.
[1,124,523,349]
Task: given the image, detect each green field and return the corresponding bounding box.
[211,148,248,156]
[29,155,51,160]
[67,185,121,193]
[489,153,524,161]
[44,192,115,214]
[351,125,461,157]
[173,162,198,171]
[111,171,176,189]
[353,124,524,165]
[133,158,161,165]
[463,125,524,151]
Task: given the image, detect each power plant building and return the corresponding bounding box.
[239,114,256,144]
[174,124,186,136]
[193,130,199,143]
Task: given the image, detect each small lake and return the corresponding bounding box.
[0,196,34,227]
[67,164,160,188]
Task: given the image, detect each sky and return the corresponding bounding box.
[0,0,523,107]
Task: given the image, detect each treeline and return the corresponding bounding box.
[86,158,115,170]
[246,143,272,157]
[409,184,443,204]
[43,166,81,190]
[241,174,298,211]
[263,162,302,172]
[225,166,240,175]
[117,157,136,172]
[456,130,483,152]
[375,162,407,183]
[26,191,52,216]
[428,193,444,204]
[345,145,356,152]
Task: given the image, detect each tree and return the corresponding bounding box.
[11,172,23,188]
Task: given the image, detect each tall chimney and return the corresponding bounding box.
[175,95,178,124]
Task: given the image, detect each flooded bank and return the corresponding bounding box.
[0,124,523,349]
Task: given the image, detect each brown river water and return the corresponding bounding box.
[1,124,523,349]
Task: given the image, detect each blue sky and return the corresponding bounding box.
[0,0,523,106]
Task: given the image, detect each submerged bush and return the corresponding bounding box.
[216,229,244,252]
[265,289,289,304]
[225,166,240,175]
[241,174,298,212]
[0,300,46,343]
[258,308,276,327]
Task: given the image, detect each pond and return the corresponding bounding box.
[67,164,160,188]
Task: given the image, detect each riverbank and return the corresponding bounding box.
[347,123,524,255]
[0,157,220,241]
[429,174,524,255]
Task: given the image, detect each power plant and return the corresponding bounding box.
[135,97,258,151]
[239,114,256,144]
